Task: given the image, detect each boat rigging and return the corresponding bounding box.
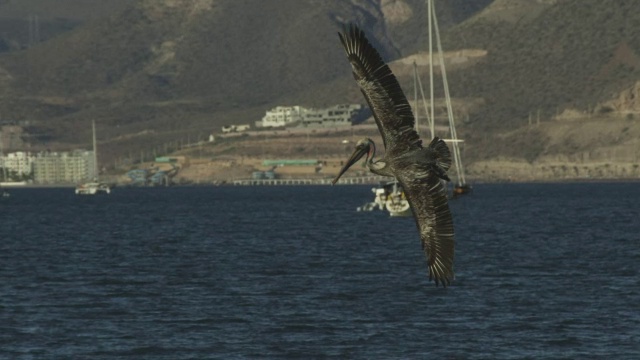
[413,0,471,196]
[75,120,111,195]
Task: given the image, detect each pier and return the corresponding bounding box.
[231,176,389,186]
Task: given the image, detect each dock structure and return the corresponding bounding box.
[231,176,390,186]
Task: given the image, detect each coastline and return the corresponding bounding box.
[7,177,640,189]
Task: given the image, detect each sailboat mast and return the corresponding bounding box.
[430,0,466,186]
[414,62,433,135]
[92,119,98,180]
[414,62,419,134]
[428,0,435,140]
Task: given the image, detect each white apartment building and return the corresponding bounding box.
[1,151,34,176]
[300,104,363,128]
[31,150,95,184]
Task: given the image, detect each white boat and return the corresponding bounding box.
[383,181,412,217]
[75,181,111,195]
[75,120,111,195]
[357,180,412,217]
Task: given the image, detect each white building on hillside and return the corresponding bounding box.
[300,104,364,128]
[1,150,96,184]
[1,151,34,176]
[32,150,95,184]
[257,104,365,128]
[258,106,305,128]
[221,124,251,133]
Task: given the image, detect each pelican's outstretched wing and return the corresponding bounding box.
[396,171,455,287]
[338,24,421,155]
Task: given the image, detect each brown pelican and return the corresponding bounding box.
[333,25,455,287]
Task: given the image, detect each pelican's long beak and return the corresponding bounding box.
[332,145,368,185]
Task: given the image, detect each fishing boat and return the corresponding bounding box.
[75,120,111,195]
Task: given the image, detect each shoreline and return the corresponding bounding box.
[6,177,640,189]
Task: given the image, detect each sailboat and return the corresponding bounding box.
[414,0,471,197]
[75,120,111,195]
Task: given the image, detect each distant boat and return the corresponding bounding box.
[1,188,9,198]
[357,180,412,217]
[75,181,111,195]
[452,183,472,197]
[383,181,412,217]
[75,120,111,195]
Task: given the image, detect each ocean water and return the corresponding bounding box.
[1,183,639,359]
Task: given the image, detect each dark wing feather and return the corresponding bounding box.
[396,171,455,287]
[428,136,452,172]
[338,24,421,155]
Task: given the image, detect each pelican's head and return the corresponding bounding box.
[332,138,375,185]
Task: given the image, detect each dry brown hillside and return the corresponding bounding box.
[0,0,639,182]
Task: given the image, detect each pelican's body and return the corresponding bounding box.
[333,25,455,287]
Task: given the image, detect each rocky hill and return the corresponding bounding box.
[0,0,639,181]
[0,0,483,150]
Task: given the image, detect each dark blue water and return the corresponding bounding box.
[1,183,639,359]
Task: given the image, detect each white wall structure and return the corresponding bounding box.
[259,106,305,128]
[258,104,364,128]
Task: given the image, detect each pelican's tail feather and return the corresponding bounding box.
[429,137,452,172]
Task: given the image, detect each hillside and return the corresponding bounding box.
[0,0,639,182]
[123,114,640,186]
[0,0,478,155]
[0,0,129,52]
[445,0,640,129]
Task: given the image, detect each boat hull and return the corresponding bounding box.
[358,181,413,217]
[386,200,412,217]
[453,184,472,197]
[75,182,111,195]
